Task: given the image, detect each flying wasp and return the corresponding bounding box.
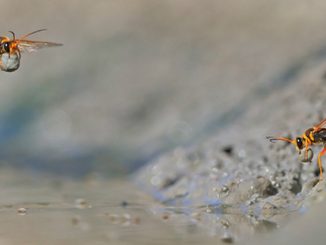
[0,29,62,72]
[267,118,326,181]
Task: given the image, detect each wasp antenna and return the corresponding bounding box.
[266,136,277,143]
[8,31,15,40]
[20,29,47,39]
[266,136,293,144]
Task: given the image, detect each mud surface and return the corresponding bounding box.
[0,168,238,245]
[135,63,326,243]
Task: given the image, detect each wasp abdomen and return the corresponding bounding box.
[313,128,326,143]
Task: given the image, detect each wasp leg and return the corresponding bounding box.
[317,147,326,181]
[304,140,311,160]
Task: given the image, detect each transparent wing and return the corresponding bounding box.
[19,29,47,39]
[16,39,63,53]
[313,118,326,131]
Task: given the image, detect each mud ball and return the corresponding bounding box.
[0,52,20,72]
[298,148,313,163]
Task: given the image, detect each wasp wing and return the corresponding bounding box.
[313,118,326,132]
[19,29,47,39]
[16,39,62,53]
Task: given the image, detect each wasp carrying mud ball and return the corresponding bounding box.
[267,118,326,181]
[0,29,62,72]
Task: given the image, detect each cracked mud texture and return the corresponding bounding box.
[135,63,326,243]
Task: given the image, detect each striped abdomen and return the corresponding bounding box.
[313,128,326,144]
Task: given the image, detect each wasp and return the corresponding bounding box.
[0,29,62,72]
[267,118,326,181]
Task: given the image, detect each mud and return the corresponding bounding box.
[135,63,326,243]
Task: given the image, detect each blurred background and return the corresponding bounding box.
[1,0,326,177]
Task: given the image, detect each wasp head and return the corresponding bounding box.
[295,137,304,151]
[266,135,305,152]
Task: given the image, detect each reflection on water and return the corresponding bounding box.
[0,167,298,245]
[0,168,224,245]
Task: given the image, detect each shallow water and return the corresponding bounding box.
[1,166,314,245]
[0,168,235,245]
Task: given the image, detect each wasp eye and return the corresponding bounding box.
[296,137,303,149]
[2,42,10,53]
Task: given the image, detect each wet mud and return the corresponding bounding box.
[135,62,326,243]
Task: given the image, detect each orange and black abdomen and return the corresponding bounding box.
[313,128,326,144]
